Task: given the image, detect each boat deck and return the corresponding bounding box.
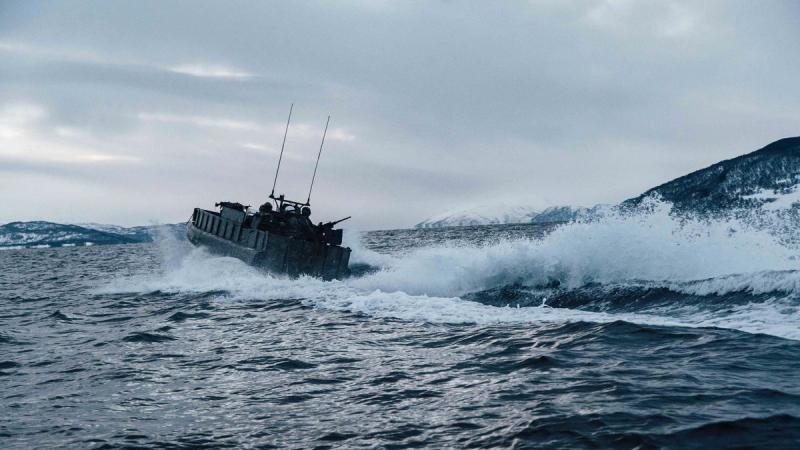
[188,208,350,280]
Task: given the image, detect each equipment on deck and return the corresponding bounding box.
[187,106,351,280]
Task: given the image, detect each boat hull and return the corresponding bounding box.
[186,209,350,280]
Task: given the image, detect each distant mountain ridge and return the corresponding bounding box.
[78,223,185,242]
[416,137,800,228]
[529,205,610,224]
[0,221,185,249]
[415,204,600,228]
[415,204,542,228]
[5,137,800,241]
[624,136,800,213]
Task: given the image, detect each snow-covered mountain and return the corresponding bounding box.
[78,223,186,242]
[414,204,603,228]
[418,137,800,229]
[0,222,186,249]
[77,223,140,236]
[0,222,141,249]
[624,136,800,213]
[7,137,799,241]
[415,204,542,228]
[529,205,607,224]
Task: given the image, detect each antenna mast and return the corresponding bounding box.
[306,115,330,205]
[271,103,293,198]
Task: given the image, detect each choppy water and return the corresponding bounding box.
[2,206,800,448]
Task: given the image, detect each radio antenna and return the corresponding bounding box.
[306,115,330,205]
[271,103,293,198]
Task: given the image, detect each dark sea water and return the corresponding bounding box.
[2,209,800,449]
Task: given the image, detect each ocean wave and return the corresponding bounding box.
[352,200,800,297]
[97,200,800,340]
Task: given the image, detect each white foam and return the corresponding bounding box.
[313,289,800,340]
[671,271,800,296]
[343,229,396,268]
[97,200,800,341]
[350,200,800,297]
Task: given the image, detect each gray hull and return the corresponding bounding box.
[187,209,350,280]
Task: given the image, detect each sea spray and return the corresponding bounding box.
[149,221,192,271]
[351,199,800,297]
[96,200,800,340]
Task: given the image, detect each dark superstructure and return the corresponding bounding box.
[186,105,352,280]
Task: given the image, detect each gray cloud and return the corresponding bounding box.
[1,0,799,228]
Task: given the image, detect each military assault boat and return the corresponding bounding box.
[186,105,352,280]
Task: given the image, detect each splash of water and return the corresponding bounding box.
[99,200,800,340]
[351,199,800,297]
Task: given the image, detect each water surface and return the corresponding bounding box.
[2,216,800,448]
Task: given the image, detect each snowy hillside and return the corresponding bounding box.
[624,137,800,213]
[0,222,140,249]
[78,223,187,242]
[414,204,601,228]
[78,223,141,236]
[415,204,542,228]
[741,185,800,211]
[529,205,606,224]
[0,222,187,250]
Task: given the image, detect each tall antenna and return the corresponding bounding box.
[306,115,330,205]
[271,103,293,197]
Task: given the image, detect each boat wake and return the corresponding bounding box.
[98,201,800,341]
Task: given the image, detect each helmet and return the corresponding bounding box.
[301,207,311,216]
[259,202,273,214]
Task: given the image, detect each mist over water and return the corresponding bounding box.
[3,200,800,448]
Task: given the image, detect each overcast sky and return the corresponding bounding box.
[1,0,799,229]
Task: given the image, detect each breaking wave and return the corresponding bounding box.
[99,200,800,340]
